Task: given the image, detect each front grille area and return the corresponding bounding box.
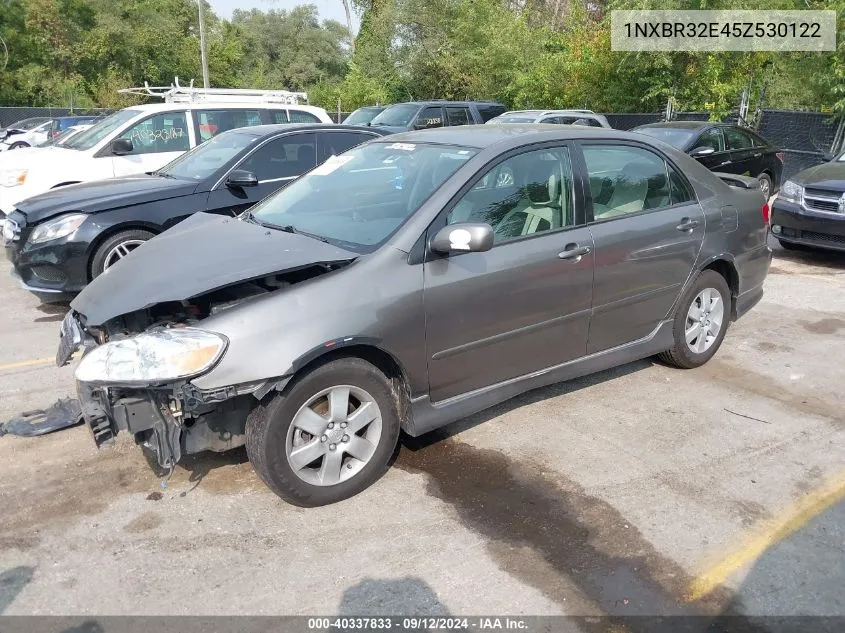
[31,265,67,282]
[801,230,845,245]
[803,187,843,214]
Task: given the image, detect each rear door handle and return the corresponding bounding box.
[558,243,592,261]
[677,218,700,232]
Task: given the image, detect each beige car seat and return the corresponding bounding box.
[592,161,650,219]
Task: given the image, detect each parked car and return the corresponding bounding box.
[0,101,333,219]
[633,121,784,199]
[35,124,95,148]
[342,106,386,126]
[0,117,49,144]
[0,115,103,151]
[487,109,611,128]
[368,101,506,133]
[4,124,387,301]
[770,151,845,252]
[59,124,771,506]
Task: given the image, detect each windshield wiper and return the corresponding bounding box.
[258,221,331,243]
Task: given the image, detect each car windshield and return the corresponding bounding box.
[370,104,420,127]
[249,141,478,251]
[158,130,257,180]
[8,117,48,131]
[344,108,383,126]
[62,109,141,151]
[490,115,540,124]
[36,126,81,147]
[634,127,697,149]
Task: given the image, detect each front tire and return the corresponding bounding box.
[659,270,730,369]
[90,229,155,278]
[758,173,773,200]
[246,357,401,506]
[8,142,28,150]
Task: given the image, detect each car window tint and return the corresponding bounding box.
[477,104,506,122]
[583,145,673,219]
[724,127,753,150]
[541,117,563,124]
[239,133,316,180]
[195,109,263,143]
[288,109,320,123]
[270,110,290,124]
[668,166,694,205]
[446,107,471,126]
[118,112,189,155]
[695,129,723,152]
[416,107,443,128]
[448,147,576,243]
[318,131,378,163]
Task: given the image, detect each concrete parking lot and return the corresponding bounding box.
[0,240,843,618]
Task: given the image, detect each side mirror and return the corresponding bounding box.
[225,170,258,188]
[111,138,133,155]
[430,223,494,255]
[690,146,716,157]
[822,152,835,162]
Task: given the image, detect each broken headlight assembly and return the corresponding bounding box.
[75,328,227,384]
[29,213,87,244]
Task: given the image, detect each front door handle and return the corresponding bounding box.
[558,243,592,262]
[717,161,731,167]
[677,218,700,232]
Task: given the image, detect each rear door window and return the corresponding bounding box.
[317,131,379,164]
[724,127,754,151]
[195,109,263,143]
[476,104,506,122]
[288,109,321,123]
[446,107,472,126]
[117,112,190,155]
[238,133,316,181]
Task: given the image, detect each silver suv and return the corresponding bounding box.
[488,109,611,128]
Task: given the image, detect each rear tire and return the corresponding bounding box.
[90,229,155,278]
[758,173,773,199]
[246,357,401,506]
[659,270,731,369]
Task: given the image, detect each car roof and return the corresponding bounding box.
[390,100,504,107]
[636,121,712,130]
[120,102,326,114]
[384,124,660,149]
[220,123,389,138]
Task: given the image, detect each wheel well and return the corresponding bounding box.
[703,259,739,318]
[287,344,413,430]
[86,224,160,281]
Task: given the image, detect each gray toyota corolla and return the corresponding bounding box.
[59,125,771,506]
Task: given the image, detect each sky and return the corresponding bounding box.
[206,0,359,31]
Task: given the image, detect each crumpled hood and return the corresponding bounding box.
[791,161,845,190]
[71,212,358,326]
[17,174,197,224]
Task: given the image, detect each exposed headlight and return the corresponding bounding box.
[29,213,87,244]
[0,169,27,187]
[778,180,803,204]
[75,328,227,384]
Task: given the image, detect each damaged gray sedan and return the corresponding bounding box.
[60,126,771,506]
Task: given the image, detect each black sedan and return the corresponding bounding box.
[3,124,388,301]
[634,121,784,198]
[770,153,845,252]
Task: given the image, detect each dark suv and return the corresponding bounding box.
[369,101,506,133]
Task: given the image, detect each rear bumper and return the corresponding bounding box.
[771,200,845,252]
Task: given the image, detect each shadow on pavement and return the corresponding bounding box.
[0,566,34,614]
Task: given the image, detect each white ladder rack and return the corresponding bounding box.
[118,77,308,105]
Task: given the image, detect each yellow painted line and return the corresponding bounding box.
[686,470,845,602]
[0,357,54,372]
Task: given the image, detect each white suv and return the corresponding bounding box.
[487,109,611,128]
[0,102,332,216]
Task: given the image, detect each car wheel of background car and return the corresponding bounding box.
[8,142,28,150]
[90,229,156,278]
[758,173,772,199]
[658,270,731,369]
[246,357,402,507]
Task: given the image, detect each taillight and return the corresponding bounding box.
[776,152,785,163]
[762,202,770,224]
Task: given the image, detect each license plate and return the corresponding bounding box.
[56,312,82,367]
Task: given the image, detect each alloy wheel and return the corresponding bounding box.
[685,287,725,354]
[285,385,383,486]
[103,239,146,270]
